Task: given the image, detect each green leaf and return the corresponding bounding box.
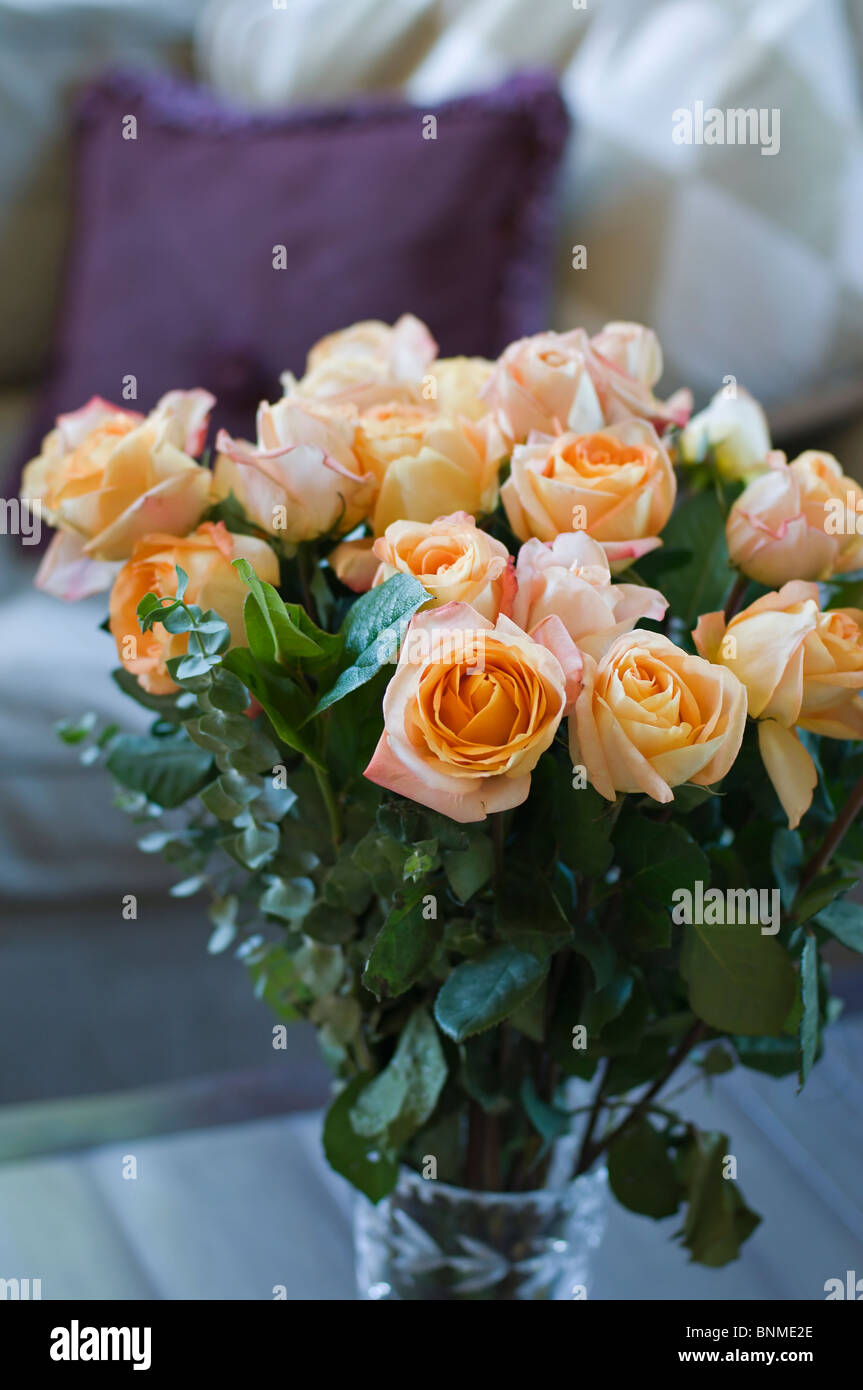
[701,1044,735,1076]
[322,1075,399,1204]
[570,917,617,990]
[558,785,615,878]
[680,922,796,1036]
[623,897,671,952]
[111,668,185,721]
[798,933,819,1088]
[311,573,428,715]
[651,489,733,629]
[106,733,213,809]
[580,971,634,1038]
[618,817,709,904]
[302,902,355,945]
[207,667,250,714]
[520,1077,572,1144]
[221,648,321,765]
[349,1007,447,1149]
[187,710,252,753]
[234,557,326,662]
[363,891,442,999]
[795,871,858,924]
[608,1118,682,1219]
[732,1035,799,1077]
[676,1130,761,1267]
[495,870,572,960]
[816,897,863,952]
[260,875,315,923]
[443,837,495,904]
[199,771,260,820]
[771,828,802,911]
[434,945,548,1043]
[245,942,310,1021]
[221,821,280,871]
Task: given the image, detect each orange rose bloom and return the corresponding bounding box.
[501,418,676,556]
[109,522,279,695]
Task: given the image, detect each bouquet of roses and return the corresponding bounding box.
[22,314,863,1270]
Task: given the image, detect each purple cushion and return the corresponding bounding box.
[17,67,568,479]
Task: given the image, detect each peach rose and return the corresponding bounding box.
[109,521,279,695]
[371,512,514,621]
[426,357,494,421]
[726,451,863,585]
[677,387,772,482]
[482,325,690,449]
[481,330,605,446]
[281,314,437,410]
[569,629,747,804]
[214,396,376,543]
[512,532,667,658]
[694,582,863,827]
[501,418,676,565]
[355,409,502,535]
[21,390,215,599]
[364,603,576,822]
[584,322,692,430]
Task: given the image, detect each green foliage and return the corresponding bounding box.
[434,946,548,1043]
[675,1131,761,1266]
[349,1007,447,1150]
[106,733,213,809]
[608,1118,682,1219]
[363,891,442,999]
[646,489,734,631]
[311,573,428,714]
[86,479,859,1272]
[323,1076,400,1203]
[680,921,796,1036]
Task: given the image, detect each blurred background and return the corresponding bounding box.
[1,0,862,1300]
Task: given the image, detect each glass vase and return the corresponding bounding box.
[354,1166,609,1301]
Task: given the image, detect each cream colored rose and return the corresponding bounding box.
[501,419,676,563]
[694,582,863,826]
[427,356,494,420]
[21,390,215,599]
[214,396,376,543]
[481,330,605,446]
[677,387,772,481]
[372,512,514,621]
[569,629,747,804]
[108,522,280,695]
[585,322,692,430]
[726,450,863,585]
[512,532,667,657]
[365,603,572,822]
[281,313,437,410]
[355,409,502,534]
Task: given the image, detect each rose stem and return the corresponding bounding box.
[574,1020,707,1175]
[796,768,863,900]
[723,572,749,621]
